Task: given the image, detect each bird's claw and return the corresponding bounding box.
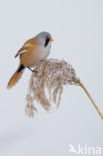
[27,67,38,73]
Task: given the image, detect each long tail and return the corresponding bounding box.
[7,64,25,89]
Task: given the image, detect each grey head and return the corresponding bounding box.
[35,31,54,47]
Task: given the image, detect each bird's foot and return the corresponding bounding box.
[27,67,38,73]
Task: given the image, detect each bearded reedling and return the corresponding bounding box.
[7,32,54,89]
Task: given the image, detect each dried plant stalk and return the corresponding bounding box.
[25,58,103,119]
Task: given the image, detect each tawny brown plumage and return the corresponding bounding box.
[7,65,24,89]
[7,32,53,89]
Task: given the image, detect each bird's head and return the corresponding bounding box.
[36,31,54,48]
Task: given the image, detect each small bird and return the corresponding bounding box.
[7,31,54,89]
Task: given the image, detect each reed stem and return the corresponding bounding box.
[79,81,103,120]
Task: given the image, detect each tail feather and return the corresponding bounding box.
[7,64,25,89]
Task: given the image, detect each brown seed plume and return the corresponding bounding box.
[25,59,103,119]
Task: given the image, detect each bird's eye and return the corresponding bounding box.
[44,37,50,47]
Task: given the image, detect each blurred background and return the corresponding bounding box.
[0,0,103,155]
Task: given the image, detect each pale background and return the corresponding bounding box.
[0,0,103,155]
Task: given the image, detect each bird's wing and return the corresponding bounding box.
[15,46,29,58]
[15,38,37,58]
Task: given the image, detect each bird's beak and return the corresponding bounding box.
[50,38,54,42]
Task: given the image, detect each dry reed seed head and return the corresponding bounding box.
[26,59,80,117]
